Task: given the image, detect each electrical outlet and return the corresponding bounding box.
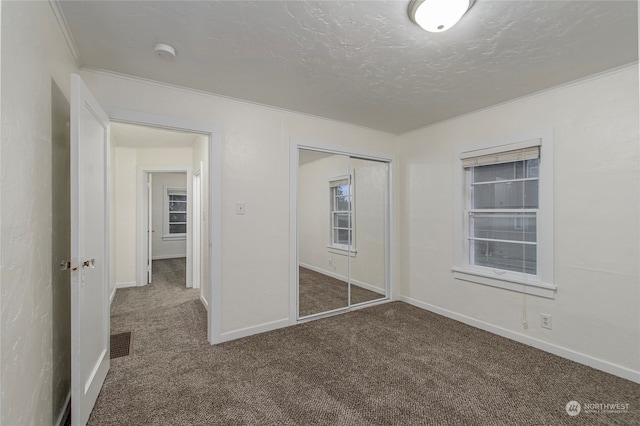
[540,313,552,330]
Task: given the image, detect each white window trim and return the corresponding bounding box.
[327,175,356,255]
[452,133,555,299]
[326,246,358,257]
[163,186,187,241]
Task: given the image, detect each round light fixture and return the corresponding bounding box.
[154,43,176,61]
[408,0,476,33]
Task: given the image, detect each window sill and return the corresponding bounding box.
[327,245,357,257]
[451,267,556,299]
[162,234,186,241]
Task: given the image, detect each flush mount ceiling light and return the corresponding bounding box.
[409,0,476,33]
[154,43,176,61]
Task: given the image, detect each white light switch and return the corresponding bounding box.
[236,202,246,215]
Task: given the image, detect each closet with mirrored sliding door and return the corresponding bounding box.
[294,146,390,320]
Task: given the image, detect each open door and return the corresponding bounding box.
[70,74,110,426]
[147,173,153,283]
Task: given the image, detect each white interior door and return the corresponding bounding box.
[70,74,110,426]
[147,173,153,283]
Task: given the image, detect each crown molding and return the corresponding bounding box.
[81,67,396,137]
[49,0,82,67]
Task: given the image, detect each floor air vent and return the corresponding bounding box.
[110,331,133,359]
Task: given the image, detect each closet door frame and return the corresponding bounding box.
[289,138,395,324]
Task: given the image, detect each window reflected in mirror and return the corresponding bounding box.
[297,148,388,319]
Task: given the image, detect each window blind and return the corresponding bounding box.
[329,178,349,187]
[460,139,541,168]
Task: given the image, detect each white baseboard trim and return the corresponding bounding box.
[200,295,209,311]
[219,318,290,343]
[110,285,117,305]
[299,263,386,295]
[116,281,137,289]
[152,254,187,260]
[351,278,385,295]
[55,392,71,426]
[398,295,640,384]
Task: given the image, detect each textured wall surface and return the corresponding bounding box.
[1,1,79,424]
[398,65,640,376]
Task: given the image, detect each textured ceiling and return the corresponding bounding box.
[59,1,638,134]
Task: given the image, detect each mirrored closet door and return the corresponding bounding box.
[297,148,389,319]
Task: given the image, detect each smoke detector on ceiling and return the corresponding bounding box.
[154,43,176,61]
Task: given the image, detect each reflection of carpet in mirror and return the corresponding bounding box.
[299,266,384,318]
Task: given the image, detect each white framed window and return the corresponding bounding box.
[328,176,356,255]
[453,137,555,298]
[163,187,187,240]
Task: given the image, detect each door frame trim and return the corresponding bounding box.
[192,168,203,290]
[107,108,222,344]
[137,168,192,288]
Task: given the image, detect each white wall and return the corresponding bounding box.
[151,172,187,259]
[137,147,193,167]
[113,147,192,286]
[398,65,640,380]
[299,154,386,293]
[114,147,137,287]
[80,69,397,336]
[0,1,79,424]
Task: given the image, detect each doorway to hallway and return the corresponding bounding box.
[107,108,221,345]
[110,122,208,311]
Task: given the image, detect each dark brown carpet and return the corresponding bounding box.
[87,259,639,425]
[298,266,384,317]
[109,332,132,359]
